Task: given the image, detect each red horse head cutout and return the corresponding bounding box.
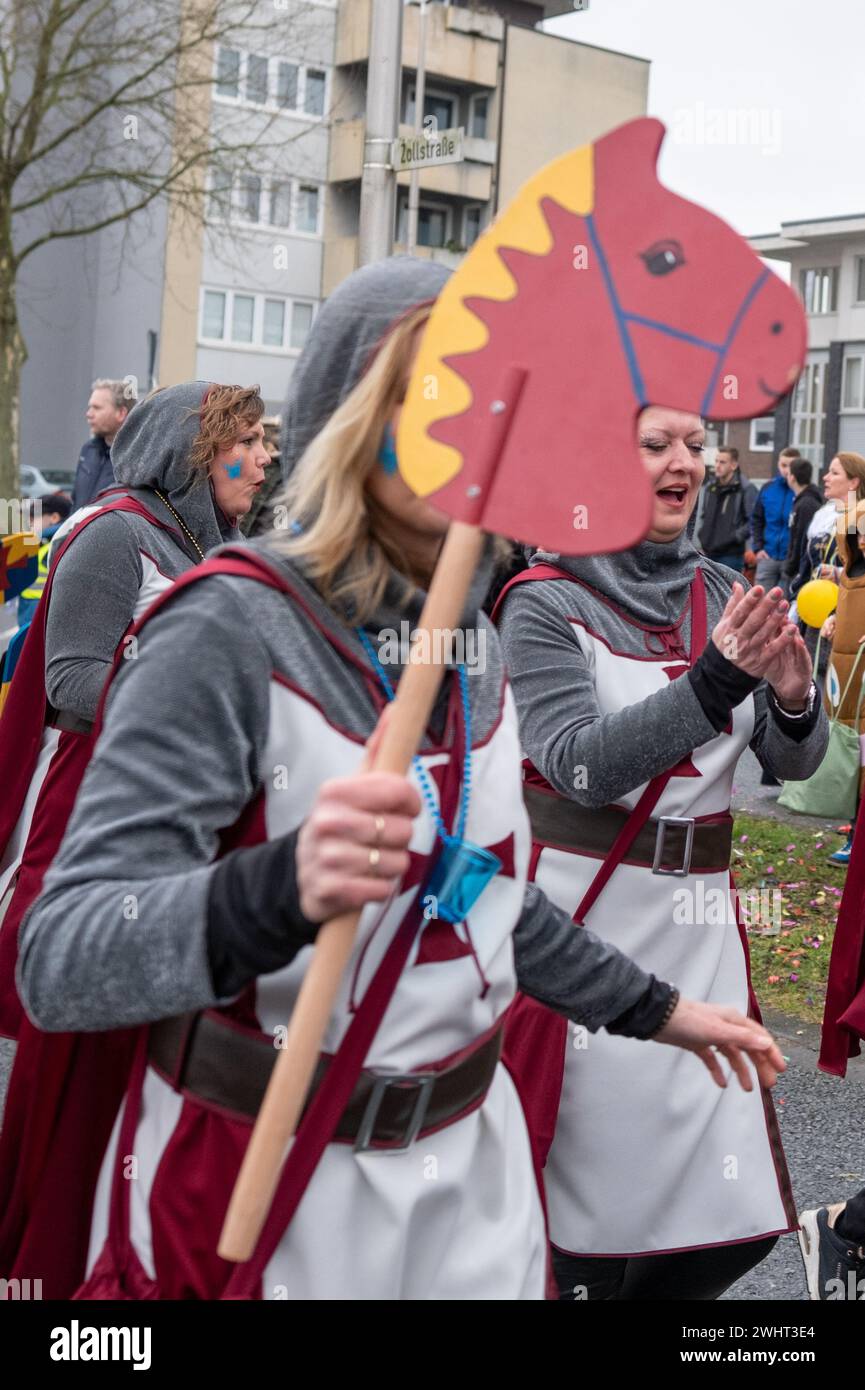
[398,117,806,555]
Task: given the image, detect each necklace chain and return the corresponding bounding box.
[152,488,206,562]
[355,627,471,846]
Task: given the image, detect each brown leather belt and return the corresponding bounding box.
[148,1011,503,1152]
[524,783,732,875]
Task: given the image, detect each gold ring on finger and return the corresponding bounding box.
[368,846,381,871]
[373,814,386,845]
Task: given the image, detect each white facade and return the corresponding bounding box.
[752,215,865,465]
[198,0,336,410]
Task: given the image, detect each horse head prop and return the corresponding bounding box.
[398,117,807,555]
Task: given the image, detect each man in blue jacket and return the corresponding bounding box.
[751,445,799,592]
[71,379,137,509]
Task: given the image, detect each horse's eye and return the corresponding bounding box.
[640,240,686,276]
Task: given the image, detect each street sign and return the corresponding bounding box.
[392,127,464,172]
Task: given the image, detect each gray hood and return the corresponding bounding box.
[111,381,237,555]
[531,529,705,629]
[281,256,451,480]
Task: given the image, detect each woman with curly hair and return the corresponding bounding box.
[0,380,268,1290]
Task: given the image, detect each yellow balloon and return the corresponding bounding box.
[797,578,839,628]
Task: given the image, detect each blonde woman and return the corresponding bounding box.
[16,260,783,1301]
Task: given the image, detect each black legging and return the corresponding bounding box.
[552,1236,778,1301]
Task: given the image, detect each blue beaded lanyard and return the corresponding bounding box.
[355,627,471,845]
[355,627,501,923]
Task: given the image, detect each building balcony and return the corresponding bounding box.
[329,118,494,200]
[322,234,463,298]
[336,1,502,88]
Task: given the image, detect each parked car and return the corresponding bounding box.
[19,465,58,499]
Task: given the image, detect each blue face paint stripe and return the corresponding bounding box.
[586,213,647,406]
[378,424,398,475]
[699,266,770,416]
[224,459,242,479]
[623,312,725,356]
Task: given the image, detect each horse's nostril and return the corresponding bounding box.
[770,321,783,334]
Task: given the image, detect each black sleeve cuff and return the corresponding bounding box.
[687,639,761,732]
[606,977,678,1039]
[206,831,321,998]
[767,682,821,743]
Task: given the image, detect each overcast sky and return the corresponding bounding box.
[547,0,861,244]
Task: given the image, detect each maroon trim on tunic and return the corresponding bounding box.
[551,1227,792,1260]
[0,497,182,1299]
[819,801,865,1077]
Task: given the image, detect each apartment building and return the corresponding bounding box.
[18,0,649,475]
[324,0,649,294]
[18,0,338,474]
[721,215,865,483]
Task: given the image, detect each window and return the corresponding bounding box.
[207,170,322,235]
[799,266,838,314]
[207,169,233,220]
[269,180,292,228]
[419,204,448,248]
[246,54,269,105]
[231,295,255,343]
[749,417,775,451]
[213,51,328,119]
[790,358,827,467]
[295,183,320,234]
[405,85,455,132]
[290,302,314,349]
[200,289,315,352]
[216,48,240,99]
[263,299,286,348]
[856,257,865,304]
[239,173,262,223]
[277,61,299,110]
[469,94,489,139]
[304,69,326,117]
[202,291,226,340]
[463,205,483,247]
[842,354,865,411]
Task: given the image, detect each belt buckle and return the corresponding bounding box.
[353,1073,436,1155]
[652,816,695,877]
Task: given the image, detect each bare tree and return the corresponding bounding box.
[0,0,327,498]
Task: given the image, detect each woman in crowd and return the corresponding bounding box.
[495,405,828,1300]
[14,262,782,1301]
[0,381,268,1291]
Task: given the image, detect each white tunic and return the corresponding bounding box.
[87,680,548,1299]
[538,622,792,1255]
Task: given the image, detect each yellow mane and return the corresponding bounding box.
[398,141,595,497]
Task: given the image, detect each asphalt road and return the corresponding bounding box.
[722,1011,865,1300]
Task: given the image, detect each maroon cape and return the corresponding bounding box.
[819,801,865,1077]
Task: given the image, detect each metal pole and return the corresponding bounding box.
[358,0,404,266]
[405,0,427,255]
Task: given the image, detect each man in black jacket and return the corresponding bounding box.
[783,458,823,583]
[696,446,756,572]
[71,378,137,509]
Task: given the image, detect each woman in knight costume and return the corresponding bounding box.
[17,263,783,1301]
[495,405,828,1300]
[0,382,268,1293]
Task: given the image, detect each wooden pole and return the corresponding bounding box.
[218,521,485,1262]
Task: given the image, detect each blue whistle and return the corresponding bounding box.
[424,838,502,923]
